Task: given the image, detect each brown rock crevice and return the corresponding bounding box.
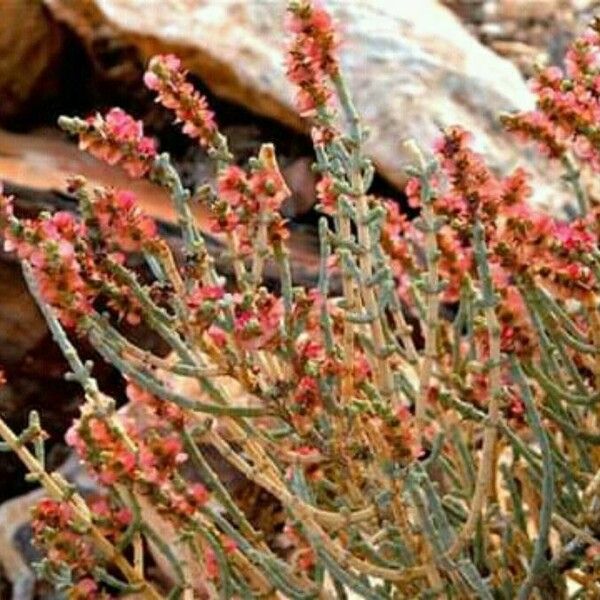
[0,0,64,126]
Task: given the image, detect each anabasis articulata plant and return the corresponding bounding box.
[1,1,600,598]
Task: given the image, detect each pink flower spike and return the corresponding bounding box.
[66,108,157,179]
[145,54,219,149]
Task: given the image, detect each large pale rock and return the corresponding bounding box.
[0,0,64,125]
[45,0,570,210]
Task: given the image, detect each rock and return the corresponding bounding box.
[0,0,64,126]
[282,157,318,218]
[45,0,571,211]
[0,261,47,364]
[443,0,598,78]
[496,0,558,20]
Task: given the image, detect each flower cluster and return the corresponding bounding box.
[66,402,210,523]
[433,126,503,224]
[380,198,415,292]
[144,54,218,150]
[31,499,108,600]
[0,191,95,327]
[230,291,281,350]
[406,124,600,359]
[85,187,159,254]
[2,2,600,598]
[87,495,133,542]
[65,108,157,178]
[502,25,600,169]
[0,181,155,327]
[66,416,136,486]
[212,158,290,250]
[315,174,338,215]
[285,0,340,115]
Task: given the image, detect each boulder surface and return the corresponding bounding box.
[44,0,569,210]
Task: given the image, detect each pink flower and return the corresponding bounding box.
[217,165,248,207]
[105,107,143,141]
[187,285,225,308]
[222,536,237,554]
[138,446,157,471]
[88,418,111,444]
[126,381,157,405]
[65,425,86,455]
[315,175,338,215]
[77,108,157,178]
[554,220,595,253]
[73,578,98,597]
[114,507,133,526]
[405,177,422,208]
[145,55,217,148]
[116,449,137,473]
[502,29,600,172]
[250,167,289,211]
[144,54,181,89]
[210,208,239,234]
[189,483,209,506]
[90,187,158,252]
[298,338,323,360]
[285,0,339,76]
[501,167,531,206]
[207,324,228,346]
[433,126,502,222]
[204,546,219,580]
[285,0,339,115]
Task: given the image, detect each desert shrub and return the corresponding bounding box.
[1,1,600,598]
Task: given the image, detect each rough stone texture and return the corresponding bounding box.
[442,0,600,76]
[0,261,47,365]
[43,0,573,211]
[0,0,64,125]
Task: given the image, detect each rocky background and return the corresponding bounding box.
[442,0,600,74]
[0,0,596,596]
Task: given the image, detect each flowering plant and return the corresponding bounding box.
[1,1,600,597]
